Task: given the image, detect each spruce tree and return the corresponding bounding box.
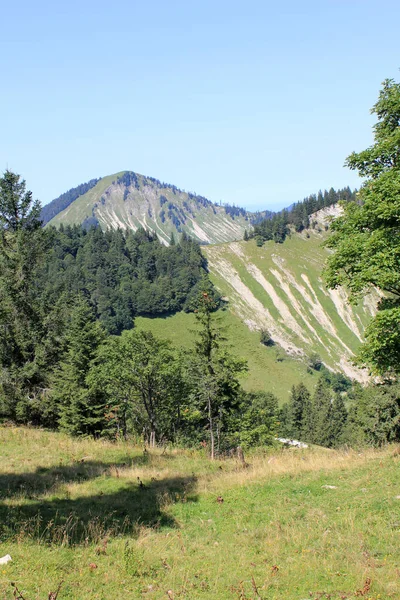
[54,297,105,436]
[290,382,311,439]
[329,393,347,447]
[190,292,246,458]
[311,378,333,447]
[0,170,50,419]
[301,387,315,443]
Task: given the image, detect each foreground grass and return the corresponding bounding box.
[0,428,399,599]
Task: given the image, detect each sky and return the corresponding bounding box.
[1,1,400,211]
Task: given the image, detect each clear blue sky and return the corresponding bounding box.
[2,0,399,210]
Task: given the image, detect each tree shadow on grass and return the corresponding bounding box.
[0,460,197,545]
[0,457,135,499]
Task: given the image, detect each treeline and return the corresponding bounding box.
[0,171,222,439]
[247,186,356,245]
[40,178,100,225]
[279,374,400,448]
[2,170,399,454]
[44,225,215,334]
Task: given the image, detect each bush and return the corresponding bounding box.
[308,353,322,371]
[260,329,274,346]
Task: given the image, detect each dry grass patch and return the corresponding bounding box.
[0,428,399,599]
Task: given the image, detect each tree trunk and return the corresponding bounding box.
[207,391,215,460]
[121,399,128,440]
[150,429,156,448]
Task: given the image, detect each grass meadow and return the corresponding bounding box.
[135,310,316,402]
[0,427,399,599]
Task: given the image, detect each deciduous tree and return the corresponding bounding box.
[324,78,400,376]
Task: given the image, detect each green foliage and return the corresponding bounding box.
[259,328,273,346]
[324,78,400,376]
[319,368,352,393]
[88,330,184,444]
[357,305,400,375]
[278,378,348,448]
[249,187,356,246]
[290,382,311,439]
[344,382,400,446]
[231,391,278,449]
[0,170,53,421]
[307,352,323,372]
[310,378,334,447]
[42,226,217,334]
[329,393,348,447]
[53,297,106,436]
[188,292,247,457]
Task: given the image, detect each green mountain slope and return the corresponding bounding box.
[47,171,260,244]
[46,172,375,382]
[135,311,316,401]
[203,214,378,382]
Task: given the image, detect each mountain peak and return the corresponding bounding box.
[43,170,265,244]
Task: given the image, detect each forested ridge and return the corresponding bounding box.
[40,178,100,225]
[43,225,216,334]
[246,186,356,244]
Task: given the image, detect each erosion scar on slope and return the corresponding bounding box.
[206,252,303,355]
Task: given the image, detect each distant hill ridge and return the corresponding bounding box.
[43,170,354,246]
[43,170,273,245]
[41,178,100,225]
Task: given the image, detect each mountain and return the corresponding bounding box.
[203,206,378,382]
[43,172,374,380]
[43,171,271,244]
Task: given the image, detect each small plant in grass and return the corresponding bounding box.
[124,542,151,578]
[11,581,63,599]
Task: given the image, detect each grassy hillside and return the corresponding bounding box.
[47,171,254,245]
[203,225,378,382]
[0,427,399,599]
[135,311,316,402]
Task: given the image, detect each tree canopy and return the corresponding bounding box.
[324,78,400,376]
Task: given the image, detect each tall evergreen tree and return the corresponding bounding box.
[0,171,50,419]
[311,378,333,447]
[290,382,311,439]
[53,297,105,436]
[189,292,246,458]
[329,393,347,447]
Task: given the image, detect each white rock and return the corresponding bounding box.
[0,554,12,565]
[276,437,308,448]
[322,485,337,490]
